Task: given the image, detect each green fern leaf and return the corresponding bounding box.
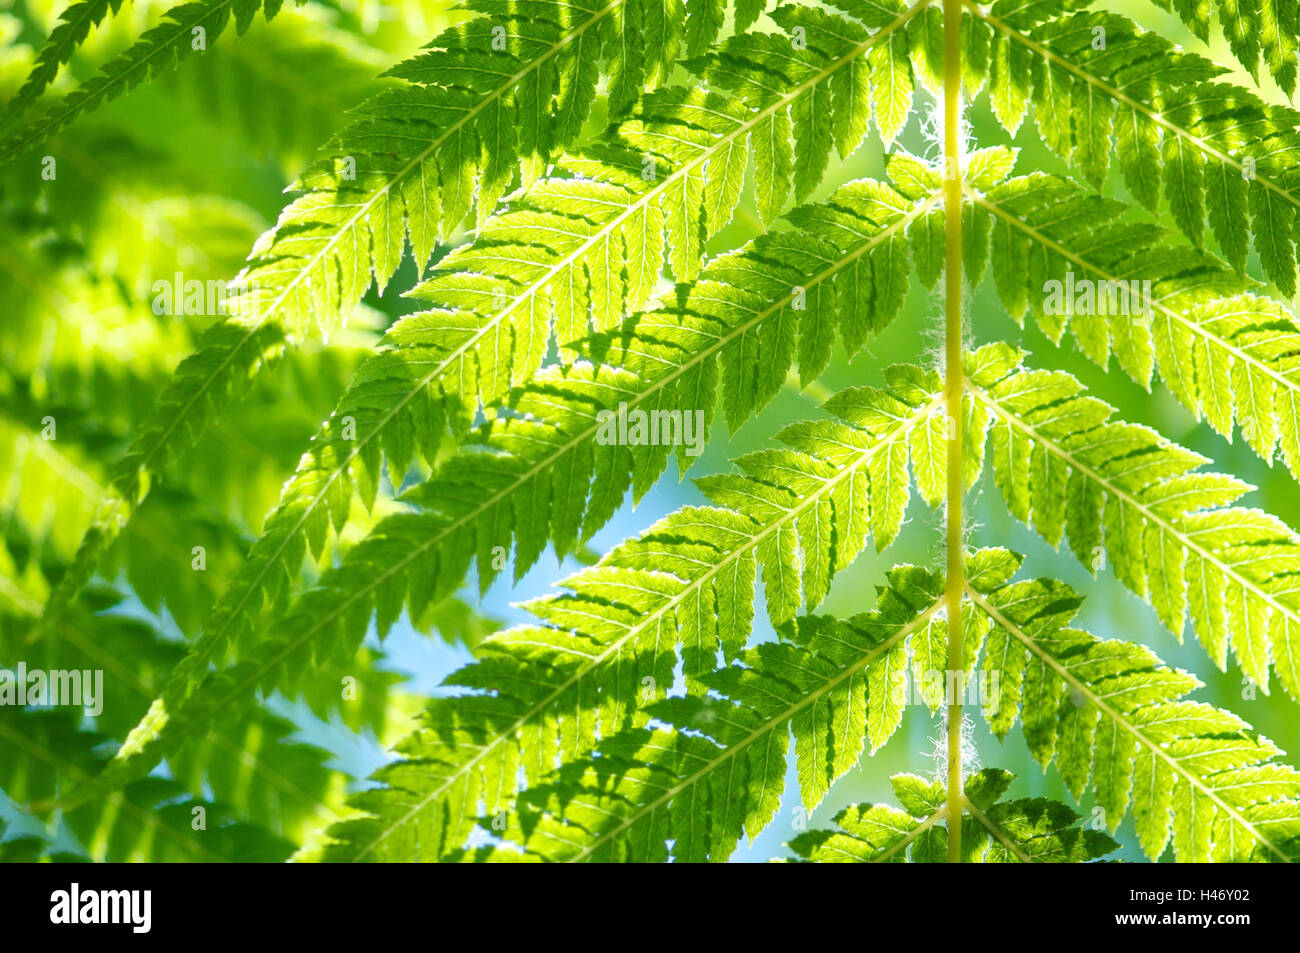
[1149,0,1299,92]
[789,770,1119,862]
[974,9,1300,294]
[0,707,294,862]
[976,172,1300,480]
[77,158,948,808]
[297,372,945,860]
[38,0,925,634]
[462,591,946,862]
[972,571,1300,861]
[32,0,695,626]
[1,0,128,128]
[1,0,291,163]
[966,350,1300,702]
[470,551,1300,863]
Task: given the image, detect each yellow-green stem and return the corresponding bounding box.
[942,0,965,864]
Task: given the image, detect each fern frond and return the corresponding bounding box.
[230,0,754,348]
[214,158,933,631]
[0,0,293,162]
[788,769,1119,862]
[1,0,127,128]
[974,171,1300,480]
[0,411,256,631]
[2,399,441,753]
[461,552,1300,863]
[0,707,294,862]
[28,0,680,621]
[34,320,290,627]
[464,588,948,863]
[36,0,920,625]
[466,557,1023,863]
[970,573,1300,861]
[220,139,951,645]
[83,167,945,810]
[249,369,948,860]
[966,347,1300,702]
[19,0,1298,867]
[973,7,1300,294]
[1142,0,1299,92]
[0,589,338,841]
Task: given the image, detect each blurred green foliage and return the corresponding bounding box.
[1,0,1298,862]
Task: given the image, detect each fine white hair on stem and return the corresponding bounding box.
[926,708,979,784]
[918,92,973,167]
